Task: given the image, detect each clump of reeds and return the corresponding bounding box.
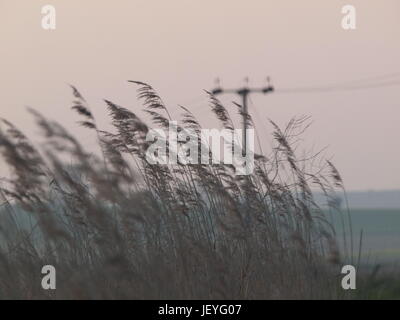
[0,82,353,299]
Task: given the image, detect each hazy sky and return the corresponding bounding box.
[1,0,400,190]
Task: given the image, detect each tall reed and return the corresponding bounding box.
[0,82,352,299]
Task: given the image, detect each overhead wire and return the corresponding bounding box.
[275,72,400,94]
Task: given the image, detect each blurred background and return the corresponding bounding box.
[1,0,400,263]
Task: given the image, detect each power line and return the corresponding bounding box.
[211,77,274,153]
[276,77,400,94]
[180,72,400,108]
[298,71,400,88]
[176,72,400,136]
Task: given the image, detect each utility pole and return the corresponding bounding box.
[211,77,274,153]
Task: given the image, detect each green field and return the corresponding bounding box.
[331,209,400,265]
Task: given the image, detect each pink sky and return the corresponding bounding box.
[1,0,400,190]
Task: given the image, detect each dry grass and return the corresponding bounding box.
[0,82,352,299]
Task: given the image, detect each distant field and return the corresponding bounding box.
[331,209,400,265]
